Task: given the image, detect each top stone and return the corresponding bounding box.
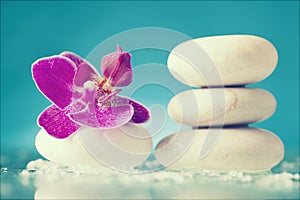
[168,35,278,87]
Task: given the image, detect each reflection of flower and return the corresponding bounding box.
[32,45,150,139]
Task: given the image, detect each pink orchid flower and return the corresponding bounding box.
[32,45,150,139]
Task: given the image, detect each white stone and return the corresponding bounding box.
[168,35,278,86]
[155,128,284,172]
[168,88,276,127]
[35,123,153,171]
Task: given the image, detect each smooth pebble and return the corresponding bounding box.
[168,35,278,86]
[35,123,153,170]
[168,88,276,127]
[155,128,284,172]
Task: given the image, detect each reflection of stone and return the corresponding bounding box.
[156,35,284,172]
[35,123,152,171]
[17,159,298,199]
[28,160,299,199]
[155,128,284,172]
[34,175,152,199]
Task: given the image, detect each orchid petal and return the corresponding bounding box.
[60,52,85,68]
[101,46,133,87]
[61,52,100,87]
[98,89,121,104]
[74,63,100,87]
[100,46,121,77]
[68,83,96,114]
[98,93,150,124]
[38,105,80,139]
[69,98,134,128]
[128,99,151,123]
[32,56,76,110]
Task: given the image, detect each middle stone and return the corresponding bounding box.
[168,88,276,127]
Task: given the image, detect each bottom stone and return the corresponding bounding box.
[35,123,153,171]
[155,128,284,172]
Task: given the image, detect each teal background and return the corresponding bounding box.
[1,1,299,167]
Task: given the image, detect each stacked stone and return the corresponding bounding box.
[155,35,284,172]
[35,124,153,170]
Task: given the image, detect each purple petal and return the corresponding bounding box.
[68,86,95,115]
[128,99,150,123]
[60,52,85,68]
[38,105,81,139]
[98,89,121,103]
[69,96,134,128]
[74,63,100,87]
[100,46,121,77]
[60,52,101,87]
[101,46,133,87]
[32,56,77,110]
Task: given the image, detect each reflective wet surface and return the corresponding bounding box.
[1,156,299,199]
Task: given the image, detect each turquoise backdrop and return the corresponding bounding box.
[1,1,299,167]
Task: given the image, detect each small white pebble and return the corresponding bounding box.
[208,170,220,177]
[292,173,299,180]
[240,175,252,183]
[1,167,8,172]
[256,172,299,189]
[171,173,185,184]
[19,169,30,177]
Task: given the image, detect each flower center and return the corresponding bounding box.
[97,77,114,93]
